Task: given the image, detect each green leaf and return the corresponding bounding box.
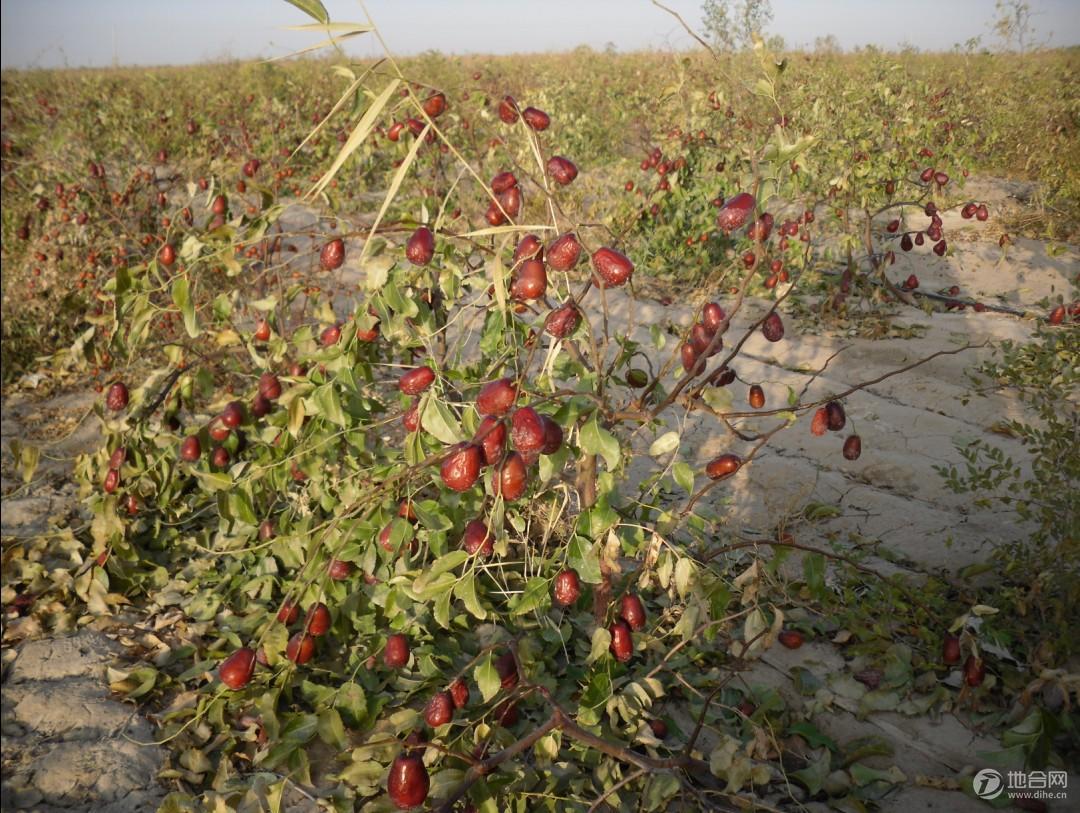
[334,682,367,728]
[580,414,620,471]
[420,396,463,444]
[284,0,329,24]
[424,550,469,582]
[474,653,500,702]
[512,578,550,616]
[643,773,680,810]
[171,278,199,337]
[674,557,694,598]
[192,469,232,491]
[649,431,680,458]
[787,721,838,751]
[672,461,695,494]
[850,763,906,788]
[288,396,305,437]
[310,383,346,426]
[317,708,347,750]
[383,279,419,318]
[803,553,826,600]
[791,751,831,795]
[587,626,612,665]
[455,573,486,619]
[567,536,602,584]
[227,490,258,525]
[702,386,733,412]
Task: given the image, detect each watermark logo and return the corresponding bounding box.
[974,769,1005,800]
[972,768,1068,802]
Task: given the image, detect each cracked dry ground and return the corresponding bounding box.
[1,176,1076,811]
[1,395,167,812]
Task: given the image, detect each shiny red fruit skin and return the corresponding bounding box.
[276,599,299,625]
[304,602,331,636]
[211,445,230,469]
[492,451,527,500]
[320,238,345,270]
[485,201,507,226]
[546,233,582,271]
[511,407,545,452]
[258,373,282,400]
[747,212,774,241]
[108,447,127,470]
[425,690,454,727]
[842,434,862,460]
[591,247,633,288]
[219,647,256,689]
[208,419,230,443]
[179,436,202,462]
[963,654,986,686]
[609,619,634,662]
[825,401,846,431]
[286,632,315,664]
[702,302,726,333]
[449,677,469,709]
[474,415,506,464]
[942,635,961,665]
[497,96,519,124]
[497,185,522,218]
[778,630,804,649]
[441,443,482,492]
[422,92,447,118]
[461,519,493,556]
[495,651,519,688]
[477,378,517,416]
[103,468,120,494]
[491,171,517,193]
[384,633,410,668]
[405,227,435,266]
[403,399,421,433]
[105,382,129,411]
[553,568,581,607]
[388,753,430,810]
[328,559,353,580]
[222,401,245,428]
[522,106,550,130]
[690,322,712,356]
[547,155,578,185]
[681,343,700,374]
[321,324,341,346]
[511,258,546,301]
[540,416,563,455]
[749,385,765,409]
[810,408,829,436]
[544,303,580,338]
[495,699,519,727]
[705,453,741,480]
[620,594,647,630]
[716,192,755,231]
[513,233,542,264]
[399,366,435,395]
[761,312,784,342]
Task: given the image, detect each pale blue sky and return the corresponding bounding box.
[1,0,1077,68]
